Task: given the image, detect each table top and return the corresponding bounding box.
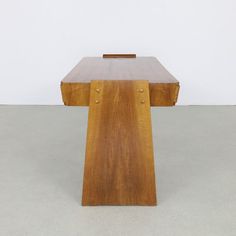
[62,57,178,84]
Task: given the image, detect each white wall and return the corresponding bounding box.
[0,0,235,105]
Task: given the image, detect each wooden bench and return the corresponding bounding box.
[61,55,180,205]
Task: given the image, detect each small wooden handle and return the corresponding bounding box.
[103,54,136,58]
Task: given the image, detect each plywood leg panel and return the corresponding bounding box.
[82,80,157,205]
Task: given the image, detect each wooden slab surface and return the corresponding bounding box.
[82,80,157,205]
[61,57,179,106]
[62,57,178,83]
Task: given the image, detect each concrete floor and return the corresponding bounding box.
[0,106,235,236]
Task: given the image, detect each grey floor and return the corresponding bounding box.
[0,106,235,236]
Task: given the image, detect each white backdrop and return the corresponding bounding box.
[0,0,235,105]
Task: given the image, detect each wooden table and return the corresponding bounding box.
[61,55,179,206]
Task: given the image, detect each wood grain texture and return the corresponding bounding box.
[61,57,179,106]
[82,80,157,205]
[61,82,179,106]
[62,57,178,83]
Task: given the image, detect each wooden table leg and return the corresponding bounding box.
[82,80,157,205]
